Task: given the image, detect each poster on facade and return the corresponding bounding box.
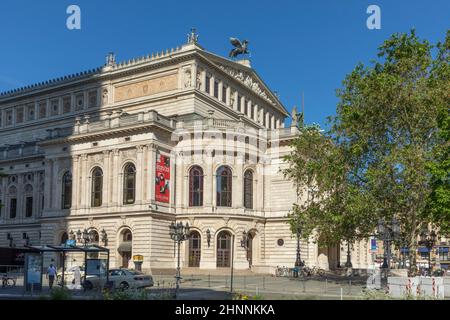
[155,153,170,203]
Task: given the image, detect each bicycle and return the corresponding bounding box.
[1,274,16,288]
[275,266,291,277]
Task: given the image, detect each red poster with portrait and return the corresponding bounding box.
[155,153,170,203]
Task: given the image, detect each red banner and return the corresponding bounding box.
[155,154,170,203]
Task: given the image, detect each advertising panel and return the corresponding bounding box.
[155,153,170,203]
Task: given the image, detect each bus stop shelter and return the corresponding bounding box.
[24,244,109,291]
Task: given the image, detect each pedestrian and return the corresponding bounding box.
[47,264,57,289]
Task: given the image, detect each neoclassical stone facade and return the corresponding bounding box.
[0,36,372,273]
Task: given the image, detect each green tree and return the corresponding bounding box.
[284,30,449,273]
[427,31,450,235]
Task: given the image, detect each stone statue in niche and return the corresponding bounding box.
[102,88,109,105]
[183,69,192,88]
[196,71,202,90]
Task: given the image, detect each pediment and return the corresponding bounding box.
[199,51,288,115]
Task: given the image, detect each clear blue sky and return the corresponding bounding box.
[0,0,448,127]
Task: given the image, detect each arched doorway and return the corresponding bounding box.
[118,229,132,268]
[188,231,201,267]
[217,231,232,268]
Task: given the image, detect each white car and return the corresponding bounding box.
[83,268,153,290]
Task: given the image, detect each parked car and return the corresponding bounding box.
[57,266,85,285]
[83,268,153,290]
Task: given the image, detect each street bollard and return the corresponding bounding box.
[208,274,211,288]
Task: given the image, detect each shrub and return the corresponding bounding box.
[50,287,72,300]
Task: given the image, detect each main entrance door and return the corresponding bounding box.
[188,231,201,267]
[217,231,231,268]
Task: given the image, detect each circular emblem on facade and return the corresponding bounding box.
[277,239,284,246]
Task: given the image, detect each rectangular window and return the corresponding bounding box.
[16,107,24,124]
[62,96,71,114]
[6,110,13,126]
[25,197,33,218]
[75,93,84,111]
[38,101,47,119]
[205,75,210,94]
[237,95,241,112]
[88,90,98,108]
[51,99,59,116]
[214,81,219,99]
[27,104,35,121]
[10,198,17,218]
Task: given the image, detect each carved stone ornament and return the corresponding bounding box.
[183,68,192,88]
[218,65,275,105]
[196,70,202,90]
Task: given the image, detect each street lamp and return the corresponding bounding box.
[294,225,304,278]
[345,241,353,269]
[376,218,401,280]
[101,229,108,246]
[169,221,190,298]
[419,229,437,276]
[76,229,94,246]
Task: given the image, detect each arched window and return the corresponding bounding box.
[244,170,253,209]
[8,186,17,219]
[123,163,136,204]
[89,229,99,244]
[189,166,204,207]
[61,171,72,209]
[91,167,103,207]
[216,166,232,207]
[24,184,33,218]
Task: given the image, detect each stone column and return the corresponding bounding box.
[71,156,79,210]
[191,63,197,90]
[209,75,215,96]
[147,144,157,204]
[43,159,53,213]
[247,100,252,119]
[218,81,223,102]
[271,115,275,129]
[235,156,244,209]
[51,159,59,210]
[80,154,88,209]
[259,108,265,126]
[141,145,148,203]
[103,150,111,206]
[111,149,120,206]
[204,150,213,208]
[253,104,259,122]
[265,112,270,128]
[276,118,281,129]
[226,87,231,107]
[136,145,144,204]
[200,69,206,92]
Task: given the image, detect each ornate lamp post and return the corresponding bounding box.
[169,221,190,298]
[419,229,437,276]
[293,225,304,278]
[101,229,108,246]
[345,241,353,269]
[376,218,401,281]
[76,229,94,246]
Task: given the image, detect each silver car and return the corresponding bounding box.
[83,268,153,290]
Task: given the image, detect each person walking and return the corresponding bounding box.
[47,264,57,289]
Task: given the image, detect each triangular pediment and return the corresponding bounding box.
[198,51,288,115]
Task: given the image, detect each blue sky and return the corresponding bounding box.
[0,0,448,128]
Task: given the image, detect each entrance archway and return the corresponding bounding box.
[118,229,132,268]
[188,231,201,267]
[216,231,232,268]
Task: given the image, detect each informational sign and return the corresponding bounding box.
[25,253,42,291]
[65,239,76,246]
[155,153,170,203]
[133,254,144,262]
[371,238,377,252]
